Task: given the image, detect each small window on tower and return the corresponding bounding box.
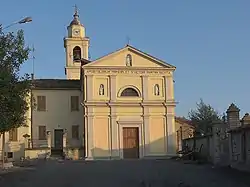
[73,46,81,62]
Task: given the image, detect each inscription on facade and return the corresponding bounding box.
[84,69,171,75]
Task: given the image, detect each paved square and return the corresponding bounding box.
[0,160,249,187]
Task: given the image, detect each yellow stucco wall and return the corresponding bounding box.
[64,22,89,80]
[93,117,110,157]
[149,117,166,155]
[83,45,176,159]
[85,48,165,68]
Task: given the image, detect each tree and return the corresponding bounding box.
[0,28,31,166]
[188,99,221,135]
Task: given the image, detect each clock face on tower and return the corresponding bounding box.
[73,29,80,36]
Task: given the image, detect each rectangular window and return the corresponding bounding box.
[9,128,18,141]
[72,125,79,140]
[37,96,46,111]
[7,152,13,158]
[39,126,46,140]
[71,96,79,111]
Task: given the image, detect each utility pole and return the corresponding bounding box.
[30,44,35,148]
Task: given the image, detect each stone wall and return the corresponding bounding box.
[182,135,214,161]
[226,104,250,171]
[228,124,250,169]
[181,103,250,170]
[182,121,229,165]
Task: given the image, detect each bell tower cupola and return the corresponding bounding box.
[64,5,90,80]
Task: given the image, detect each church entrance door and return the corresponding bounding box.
[123,127,139,159]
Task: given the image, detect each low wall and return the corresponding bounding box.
[64,147,85,160]
[24,147,85,160]
[25,148,51,159]
[183,135,214,162]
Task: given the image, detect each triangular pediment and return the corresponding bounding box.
[83,45,175,69]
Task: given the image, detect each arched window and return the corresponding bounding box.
[121,88,139,97]
[99,84,104,96]
[126,54,132,66]
[154,84,160,96]
[73,46,81,62]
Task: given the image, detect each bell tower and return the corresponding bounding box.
[64,6,90,80]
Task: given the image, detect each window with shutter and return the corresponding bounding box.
[71,96,79,111]
[72,125,79,140]
[39,126,46,140]
[9,128,18,141]
[37,96,46,111]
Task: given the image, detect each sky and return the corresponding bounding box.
[0,0,249,117]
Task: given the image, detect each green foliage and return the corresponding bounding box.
[0,29,31,133]
[188,99,221,134]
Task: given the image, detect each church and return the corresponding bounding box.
[0,8,178,160]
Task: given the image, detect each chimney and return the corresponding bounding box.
[226,103,240,129]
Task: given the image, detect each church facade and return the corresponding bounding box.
[0,9,177,160]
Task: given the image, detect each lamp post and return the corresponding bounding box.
[1,17,32,30]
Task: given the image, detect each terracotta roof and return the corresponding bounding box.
[32,79,80,90]
[175,116,194,127]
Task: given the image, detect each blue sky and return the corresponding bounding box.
[1,0,249,117]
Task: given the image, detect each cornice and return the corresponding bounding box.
[64,37,90,41]
[65,66,81,69]
[82,101,177,107]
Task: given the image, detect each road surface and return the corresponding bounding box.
[0,159,249,187]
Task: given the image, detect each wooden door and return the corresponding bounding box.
[54,129,64,150]
[123,127,139,159]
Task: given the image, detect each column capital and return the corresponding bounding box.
[165,114,175,117]
[85,74,94,77]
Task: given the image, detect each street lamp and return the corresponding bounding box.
[1,16,32,30]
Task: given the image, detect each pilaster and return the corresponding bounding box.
[86,115,94,159]
[109,75,117,102]
[110,107,119,158]
[143,116,150,156]
[86,75,93,101]
[46,131,51,148]
[63,130,67,148]
[142,76,149,101]
[164,76,174,101]
[166,113,176,155]
[65,44,70,66]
